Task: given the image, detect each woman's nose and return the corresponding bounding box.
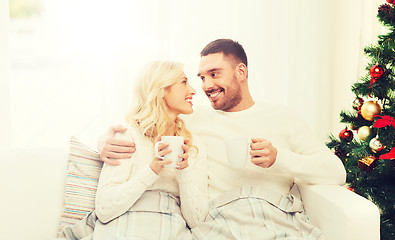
[189,84,196,95]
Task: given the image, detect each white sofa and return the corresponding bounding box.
[0,146,380,240]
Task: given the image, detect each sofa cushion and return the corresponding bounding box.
[57,136,103,235]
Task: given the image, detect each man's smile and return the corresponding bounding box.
[206,88,224,101]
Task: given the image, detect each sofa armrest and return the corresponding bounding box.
[0,148,69,240]
[297,183,380,240]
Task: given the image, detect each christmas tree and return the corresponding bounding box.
[327,1,395,239]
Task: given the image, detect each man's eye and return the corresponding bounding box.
[200,76,205,81]
[211,73,218,77]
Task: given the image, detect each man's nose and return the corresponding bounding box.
[202,77,215,90]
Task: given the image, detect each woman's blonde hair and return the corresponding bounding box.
[126,60,195,149]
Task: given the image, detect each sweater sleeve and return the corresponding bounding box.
[176,137,209,228]
[271,109,346,185]
[95,132,159,223]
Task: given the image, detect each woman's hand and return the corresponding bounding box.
[150,136,172,174]
[177,138,190,170]
[150,137,191,174]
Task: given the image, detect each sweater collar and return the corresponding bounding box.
[217,102,257,116]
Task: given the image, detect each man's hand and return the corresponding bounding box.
[98,125,136,166]
[250,138,277,168]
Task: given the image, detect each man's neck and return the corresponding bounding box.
[224,98,255,112]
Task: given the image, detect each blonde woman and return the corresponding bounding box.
[92,61,208,240]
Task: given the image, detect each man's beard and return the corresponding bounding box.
[212,77,242,111]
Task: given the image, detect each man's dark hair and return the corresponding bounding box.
[200,39,248,67]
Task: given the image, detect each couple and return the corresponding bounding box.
[66,39,346,240]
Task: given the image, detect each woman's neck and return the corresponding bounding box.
[163,121,176,136]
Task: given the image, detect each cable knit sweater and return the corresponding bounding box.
[182,103,346,201]
[95,126,208,228]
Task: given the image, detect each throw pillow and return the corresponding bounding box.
[57,136,103,235]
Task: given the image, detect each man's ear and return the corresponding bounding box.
[236,63,248,82]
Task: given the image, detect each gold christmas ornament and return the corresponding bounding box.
[357,126,371,141]
[360,100,382,121]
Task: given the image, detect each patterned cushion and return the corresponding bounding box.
[57,136,103,235]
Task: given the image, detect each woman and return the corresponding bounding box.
[93,61,208,240]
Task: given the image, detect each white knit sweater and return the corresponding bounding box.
[182,103,346,201]
[95,126,208,228]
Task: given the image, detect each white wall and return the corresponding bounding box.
[288,0,381,141]
[0,0,11,148]
[4,0,383,149]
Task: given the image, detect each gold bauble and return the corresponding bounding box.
[360,101,382,121]
[357,126,371,141]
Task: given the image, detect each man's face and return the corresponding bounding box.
[197,53,242,111]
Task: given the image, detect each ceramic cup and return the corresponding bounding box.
[225,136,251,169]
[154,136,184,168]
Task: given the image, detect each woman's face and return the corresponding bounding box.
[163,73,196,118]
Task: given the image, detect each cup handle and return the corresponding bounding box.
[154,141,164,159]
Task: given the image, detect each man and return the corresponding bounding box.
[99,39,346,239]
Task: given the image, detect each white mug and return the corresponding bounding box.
[154,136,184,168]
[225,137,251,169]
